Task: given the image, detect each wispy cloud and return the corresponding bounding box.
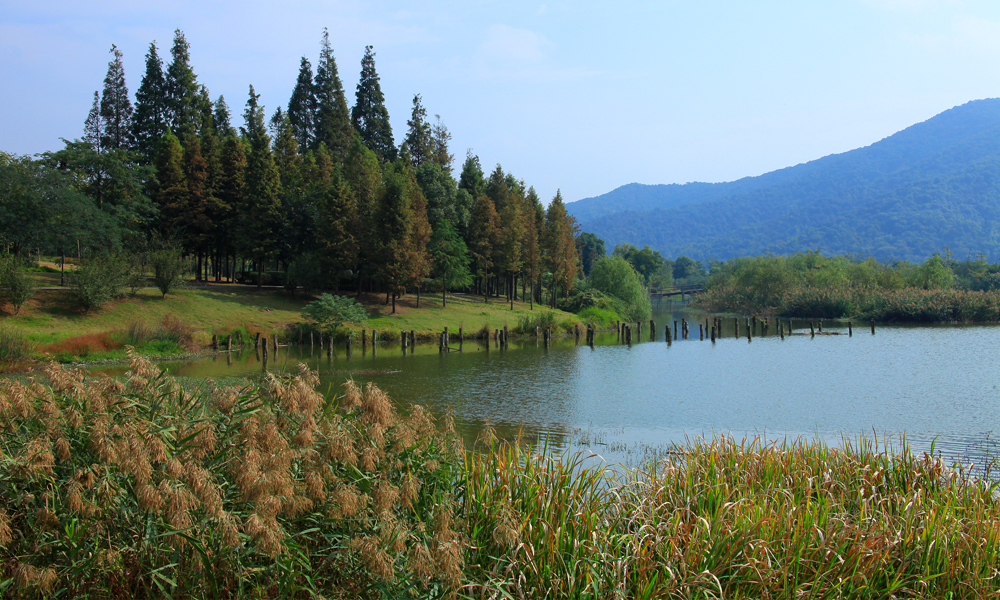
[478,24,551,62]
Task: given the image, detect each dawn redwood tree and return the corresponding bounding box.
[165,29,201,136]
[217,134,246,280]
[522,186,544,309]
[313,29,353,161]
[182,133,212,279]
[404,94,433,167]
[213,96,232,134]
[99,44,134,152]
[315,172,357,292]
[287,56,316,151]
[132,41,168,163]
[343,136,383,295]
[429,220,471,307]
[352,46,396,163]
[152,129,187,236]
[239,86,283,288]
[83,92,104,155]
[545,190,579,306]
[467,194,500,302]
[430,115,454,174]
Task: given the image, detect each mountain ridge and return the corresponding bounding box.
[569,99,1000,262]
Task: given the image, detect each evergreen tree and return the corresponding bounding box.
[458,150,485,199]
[270,110,303,193]
[239,85,283,287]
[544,190,579,306]
[313,29,353,161]
[576,231,607,277]
[315,172,357,292]
[213,96,232,135]
[415,161,460,232]
[182,133,212,277]
[352,46,396,162]
[522,186,544,309]
[373,160,431,312]
[165,29,201,136]
[404,94,433,167]
[467,194,500,302]
[132,41,168,163]
[430,115,454,174]
[344,136,383,293]
[152,129,187,236]
[429,220,471,306]
[288,56,316,151]
[83,92,104,154]
[217,134,246,279]
[99,44,134,151]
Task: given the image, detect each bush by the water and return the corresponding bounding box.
[586,255,651,322]
[150,247,186,298]
[0,326,31,362]
[697,252,1000,321]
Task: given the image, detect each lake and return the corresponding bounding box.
[93,302,1000,469]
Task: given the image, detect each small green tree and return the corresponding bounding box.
[912,254,954,289]
[150,247,186,297]
[301,293,368,337]
[0,258,35,315]
[587,255,651,322]
[70,254,131,312]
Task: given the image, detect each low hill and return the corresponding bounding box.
[569,99,1000,262]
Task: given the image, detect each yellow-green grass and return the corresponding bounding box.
[0,285,581,363]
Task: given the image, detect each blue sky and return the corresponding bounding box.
[2,0,999,204]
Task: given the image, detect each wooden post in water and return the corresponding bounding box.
[504,325,509,348]
[779,324,784,340]
[346,334,352,356]
[710,325,716,342]
[746,321,751,341]
[871,319,875,335]
[459,327,464,345]
[734,318,739,337]
[625,326,632,345]
[298,329,303,345]
[227,335,232,351]
[411,331,416,352]
[328,335,333,357]
[848,322,853,337]
[665,324,672,345]
[636,321,641,338]
[362,330,367,351]
[444,327,449,350]
[372,330,378,357]
[439,332,445,352]
[254,332,260,349]
[810,322,815,338]
[273,334,279,352]
[262,340,268,361]
[402,331,407,351]
[699,324,704,340]
[212,334,218,351]
[818,321,823,333]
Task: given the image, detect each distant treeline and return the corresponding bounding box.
[694,251,1000,322]
[0,29,579,312]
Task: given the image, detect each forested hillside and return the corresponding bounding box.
[570,99,1000,262]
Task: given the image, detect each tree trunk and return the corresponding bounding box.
[60,249,65,286]
[417,286,420,308]
[392,292,397,314]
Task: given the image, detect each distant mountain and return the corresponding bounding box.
[569,99,1000,262]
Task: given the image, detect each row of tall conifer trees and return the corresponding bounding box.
[56,28,579,312]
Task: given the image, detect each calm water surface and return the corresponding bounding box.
[94,304,1000,466]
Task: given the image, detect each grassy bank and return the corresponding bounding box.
[2,358,999,598]
[0,284,580,364]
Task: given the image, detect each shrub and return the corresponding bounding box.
[301,293,368,336]
[69,253,131,312]
[0,257,35,314]
[587,255,651,322]
[515,310,558,334]
[150,247,186,298]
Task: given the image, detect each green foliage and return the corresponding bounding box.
[0,257,35,315]
[69,253,133,312]
[352,45,396,162]
[515,309,558,334]
[576,231,606,277]
[586,255,651,322]
[150,247,187,297]
[912,253,955,289]
[612,243,663,284]
[577,305,620,328]
[301,293,368,335]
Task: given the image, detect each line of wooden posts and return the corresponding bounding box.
[209,314,876,369]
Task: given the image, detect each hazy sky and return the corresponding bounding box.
[2,0,999,204]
